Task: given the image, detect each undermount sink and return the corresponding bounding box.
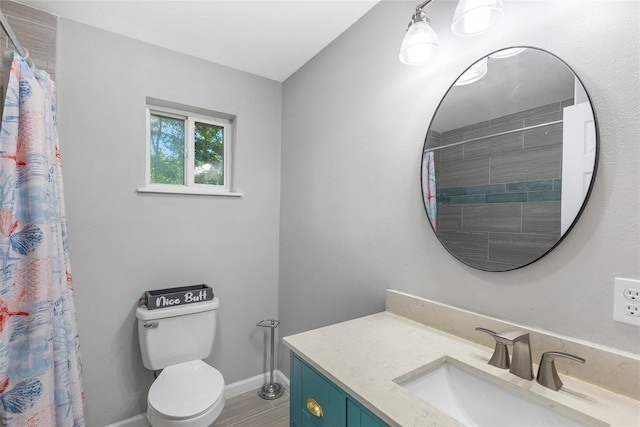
[396,358,602,427]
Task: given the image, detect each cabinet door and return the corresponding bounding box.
[346,398,388,427]
[290,353,388,427]
[291,354,346,427]
[291,353,303,426]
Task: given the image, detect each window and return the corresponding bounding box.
[139,104,240,196]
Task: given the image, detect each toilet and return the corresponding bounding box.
[136,297,225,426]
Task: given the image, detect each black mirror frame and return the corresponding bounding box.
[420,46,600,272]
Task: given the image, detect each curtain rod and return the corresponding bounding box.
[0,9,29,59]
[425,120,563,152]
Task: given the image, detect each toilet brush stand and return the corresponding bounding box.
[256,319,284,400]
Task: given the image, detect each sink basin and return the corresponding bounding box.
[397,358,601,427]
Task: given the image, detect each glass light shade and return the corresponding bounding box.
[489,47,526,59]
[451,0,504,36]
[454,57,488,86]
[399,20,439,65]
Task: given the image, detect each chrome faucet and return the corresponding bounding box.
[536,351,585,391]
[477,328,533,380]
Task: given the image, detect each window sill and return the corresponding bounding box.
[137,186,243,197]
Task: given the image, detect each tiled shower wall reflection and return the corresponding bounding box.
[428,100,572,271]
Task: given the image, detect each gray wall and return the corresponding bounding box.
[279,0,640,376]
[57,21,282,426]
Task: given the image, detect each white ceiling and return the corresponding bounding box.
[14,0,380,82]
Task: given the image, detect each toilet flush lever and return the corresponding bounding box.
[144,322,159,329]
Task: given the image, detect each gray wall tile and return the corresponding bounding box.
[437,230,488,260]
[490,144,562,183]
[522,201,561,234]
[465,119,524,141]
[438,144,464,163]
[524,122,563,149]
[439,157,490,188]
[463,203,522,232]
[489,233,559,264]
[463,131,524,159]
[525,110,563,127]
[436,205,463,231]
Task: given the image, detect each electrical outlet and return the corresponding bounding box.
[623,287,640,301]
[614,278,640,326]
[624,304,640,317]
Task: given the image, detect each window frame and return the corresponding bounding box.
[139,105,241,197]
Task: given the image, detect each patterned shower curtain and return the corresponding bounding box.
[0,54,85,425]
[423,150,437,229]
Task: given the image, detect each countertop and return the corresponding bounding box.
[283,311,640,427]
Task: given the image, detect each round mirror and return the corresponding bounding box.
[421,47,598,272]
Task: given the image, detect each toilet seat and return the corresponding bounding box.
[148,360,224,421]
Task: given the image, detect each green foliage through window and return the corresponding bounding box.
[194,122,224,185]
[147,108,230,191]
[150,114,185,185]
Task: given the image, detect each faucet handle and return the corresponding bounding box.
[475,327,510,369]
[536,351,586,391]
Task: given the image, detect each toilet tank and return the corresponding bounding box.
[136,297,219,370]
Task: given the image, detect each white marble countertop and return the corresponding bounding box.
[283,311,640,427]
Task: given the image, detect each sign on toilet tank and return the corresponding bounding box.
[145,284,214,310]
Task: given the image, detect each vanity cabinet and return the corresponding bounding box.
[290,353,388,427]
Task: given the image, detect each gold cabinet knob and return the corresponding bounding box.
[306,397,324,418]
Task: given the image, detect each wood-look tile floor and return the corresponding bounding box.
[212,389,289,427]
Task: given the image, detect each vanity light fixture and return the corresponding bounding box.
[451,0,504,36]
[399,0,439,65]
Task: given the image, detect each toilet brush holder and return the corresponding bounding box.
[256,319,284,400]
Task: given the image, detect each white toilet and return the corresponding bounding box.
[136,298,225,427]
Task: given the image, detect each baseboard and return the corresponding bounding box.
[104,413,148,427]
[225,369,289,398]
[104,370,290,427]
[277,369,290,391]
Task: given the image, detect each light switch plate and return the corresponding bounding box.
[613,278,640,327]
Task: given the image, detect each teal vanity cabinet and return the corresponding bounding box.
[290,353,389,427]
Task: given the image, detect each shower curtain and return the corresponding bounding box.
[0,54,85,426]
[423,150,437,229]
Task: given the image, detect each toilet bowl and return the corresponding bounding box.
[136,297,225,426]
[147,360,225,427]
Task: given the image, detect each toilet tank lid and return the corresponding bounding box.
[136,297,219,321]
